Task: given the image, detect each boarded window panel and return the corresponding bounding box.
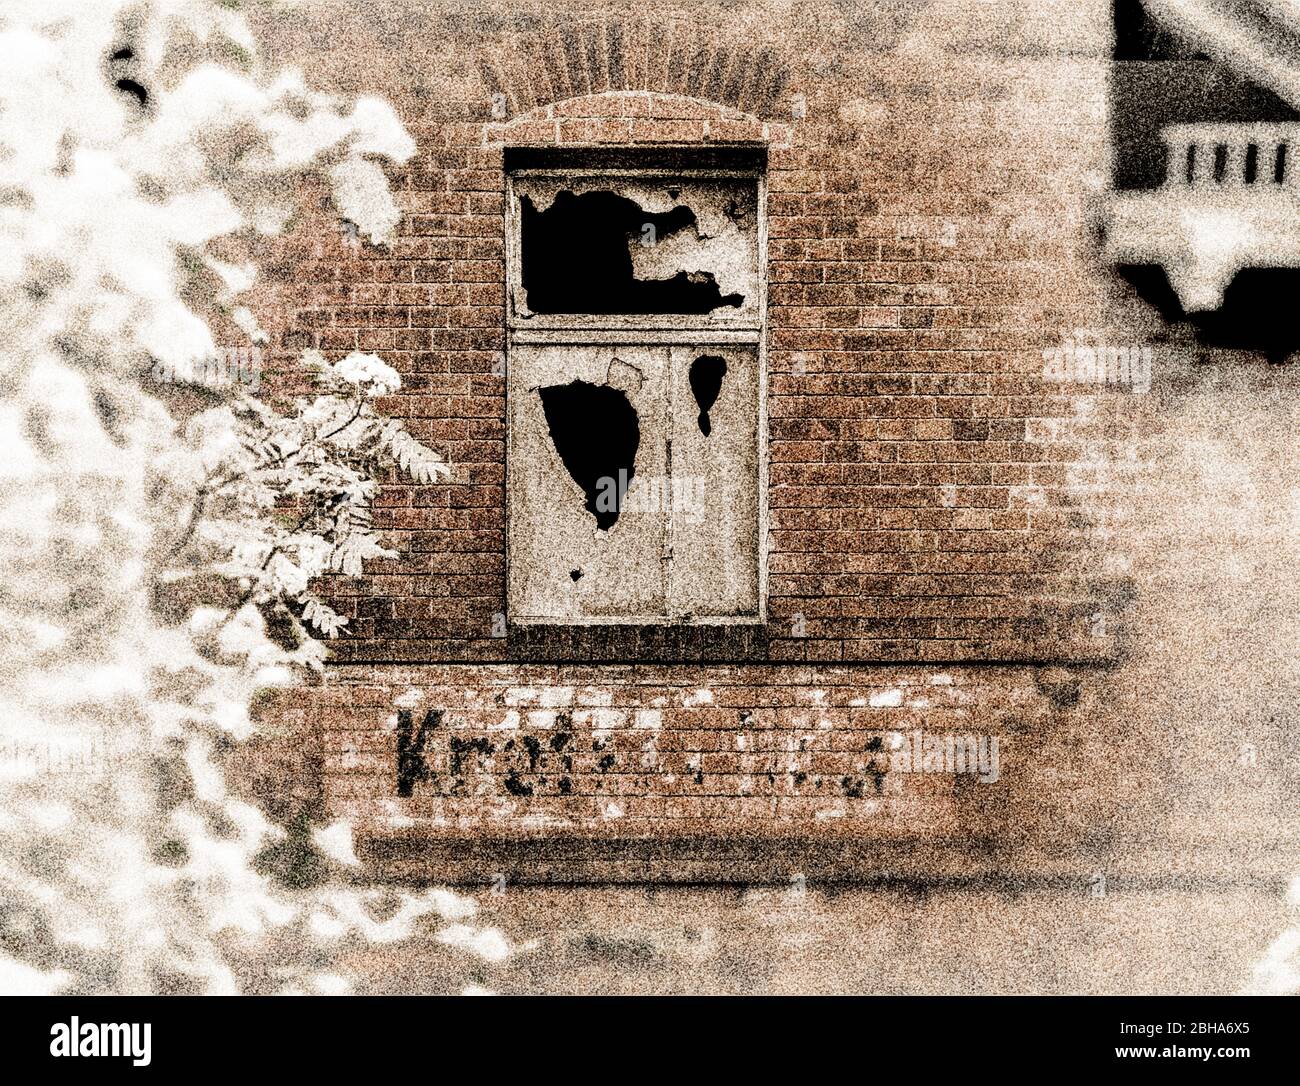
[668,345,761,619]
[503,151,767,629]
[507,345,669,622]
[511,176,761,321]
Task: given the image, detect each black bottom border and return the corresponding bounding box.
[3,994,1291,1075]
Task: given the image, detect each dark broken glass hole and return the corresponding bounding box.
[688,354,728,436]
[110,47,134,60]
[538,380,640,531]
[570,569,583,581]
[519,190,745,315]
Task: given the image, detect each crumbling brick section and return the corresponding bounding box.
[270,663,1057,882]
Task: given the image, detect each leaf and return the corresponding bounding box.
[381,422,448,484]
[301,594,349,638]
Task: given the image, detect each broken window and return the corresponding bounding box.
[505,147,766,624]
[516,187,753,316]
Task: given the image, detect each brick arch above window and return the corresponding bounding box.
[483,91,789,149]
[473,17,795,123]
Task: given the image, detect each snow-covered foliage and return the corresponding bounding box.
[178,348,447,672]
[0,0,496,994]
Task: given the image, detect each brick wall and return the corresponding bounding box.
[240,1,1299,881]
[252,0,1129,665]
[312,664,1047,880]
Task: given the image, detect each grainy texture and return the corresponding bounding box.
[239,0,1299,884]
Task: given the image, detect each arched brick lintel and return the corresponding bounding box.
[483,90,788,148]
[475,18,794,122]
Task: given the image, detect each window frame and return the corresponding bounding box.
[503,145,769,627]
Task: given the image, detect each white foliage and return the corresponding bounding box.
[331,157,404,246]
[1247,874,1300,994]
[0,0,493,995]
[312,820,360,868]
[436,924,515,963]
[182,349,447,644]
[1245,929,1300,995]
